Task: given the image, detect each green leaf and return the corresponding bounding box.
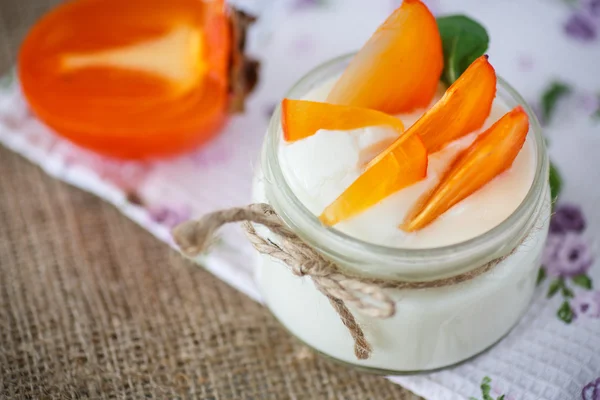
[547,279,562,298]
[572,274,593,290]
[469,397,479,400]
[549,162,563,205]
[481,376,493,400]
[557,301,573,323]
[497,395,506,400]
[562,285,574,298]
[541,81,571,123]
[536,268,546,286]
[481,383,491,395]
[437,15,489,85]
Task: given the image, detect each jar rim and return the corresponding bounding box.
[263,53,549,278]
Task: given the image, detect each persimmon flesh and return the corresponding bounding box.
[405,56,497,153]
[281,99,404,142]
[403,107,529,232]
[19,0,230,159]
[320,133,428,226]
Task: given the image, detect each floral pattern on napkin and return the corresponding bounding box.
[563,0,600,41]
[539,204,596,323]
[582,377,600,400]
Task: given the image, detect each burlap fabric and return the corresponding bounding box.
[0,1,421,398]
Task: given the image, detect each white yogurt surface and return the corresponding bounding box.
[279,78,536,248]
[254,71,549,372]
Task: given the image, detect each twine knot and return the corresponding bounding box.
[172,203,515,360]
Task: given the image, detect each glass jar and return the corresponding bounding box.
[252,54,550,373]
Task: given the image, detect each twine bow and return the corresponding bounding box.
[172,203,513,360]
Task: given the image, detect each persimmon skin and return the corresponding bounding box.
[18,0,230,159]
[406,56,497,153]
[326,0,443,114]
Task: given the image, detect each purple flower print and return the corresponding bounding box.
[543,233,594,278]
[564,13,597,41]
[572,291,600,319]
[540,203,596,323]
[583,0,600,19]
[543,234,565,268]
[583,378,600,400]
[550,203,587,234]
[149,204,192,229]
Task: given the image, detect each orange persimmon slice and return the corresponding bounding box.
[402,106,529,232]
[281,99,404,142]
[326,0,443,114]
[18,0,230,159]
[320,133,428,226]
[406,55,497,153]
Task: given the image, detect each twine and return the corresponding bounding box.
[172,203,516,360]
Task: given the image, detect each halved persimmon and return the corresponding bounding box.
[326,0,443,114]
[18,0,233,159]
[402,106,529,232]
[281,99,404,142]
[320,133,428,226]
[405,55,497,153]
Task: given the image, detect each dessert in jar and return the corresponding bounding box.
[252,0,550,372]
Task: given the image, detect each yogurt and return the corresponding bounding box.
[253,55,550,372]
[279,78,536,248]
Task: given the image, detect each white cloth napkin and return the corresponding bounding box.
[1,1,599,399]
